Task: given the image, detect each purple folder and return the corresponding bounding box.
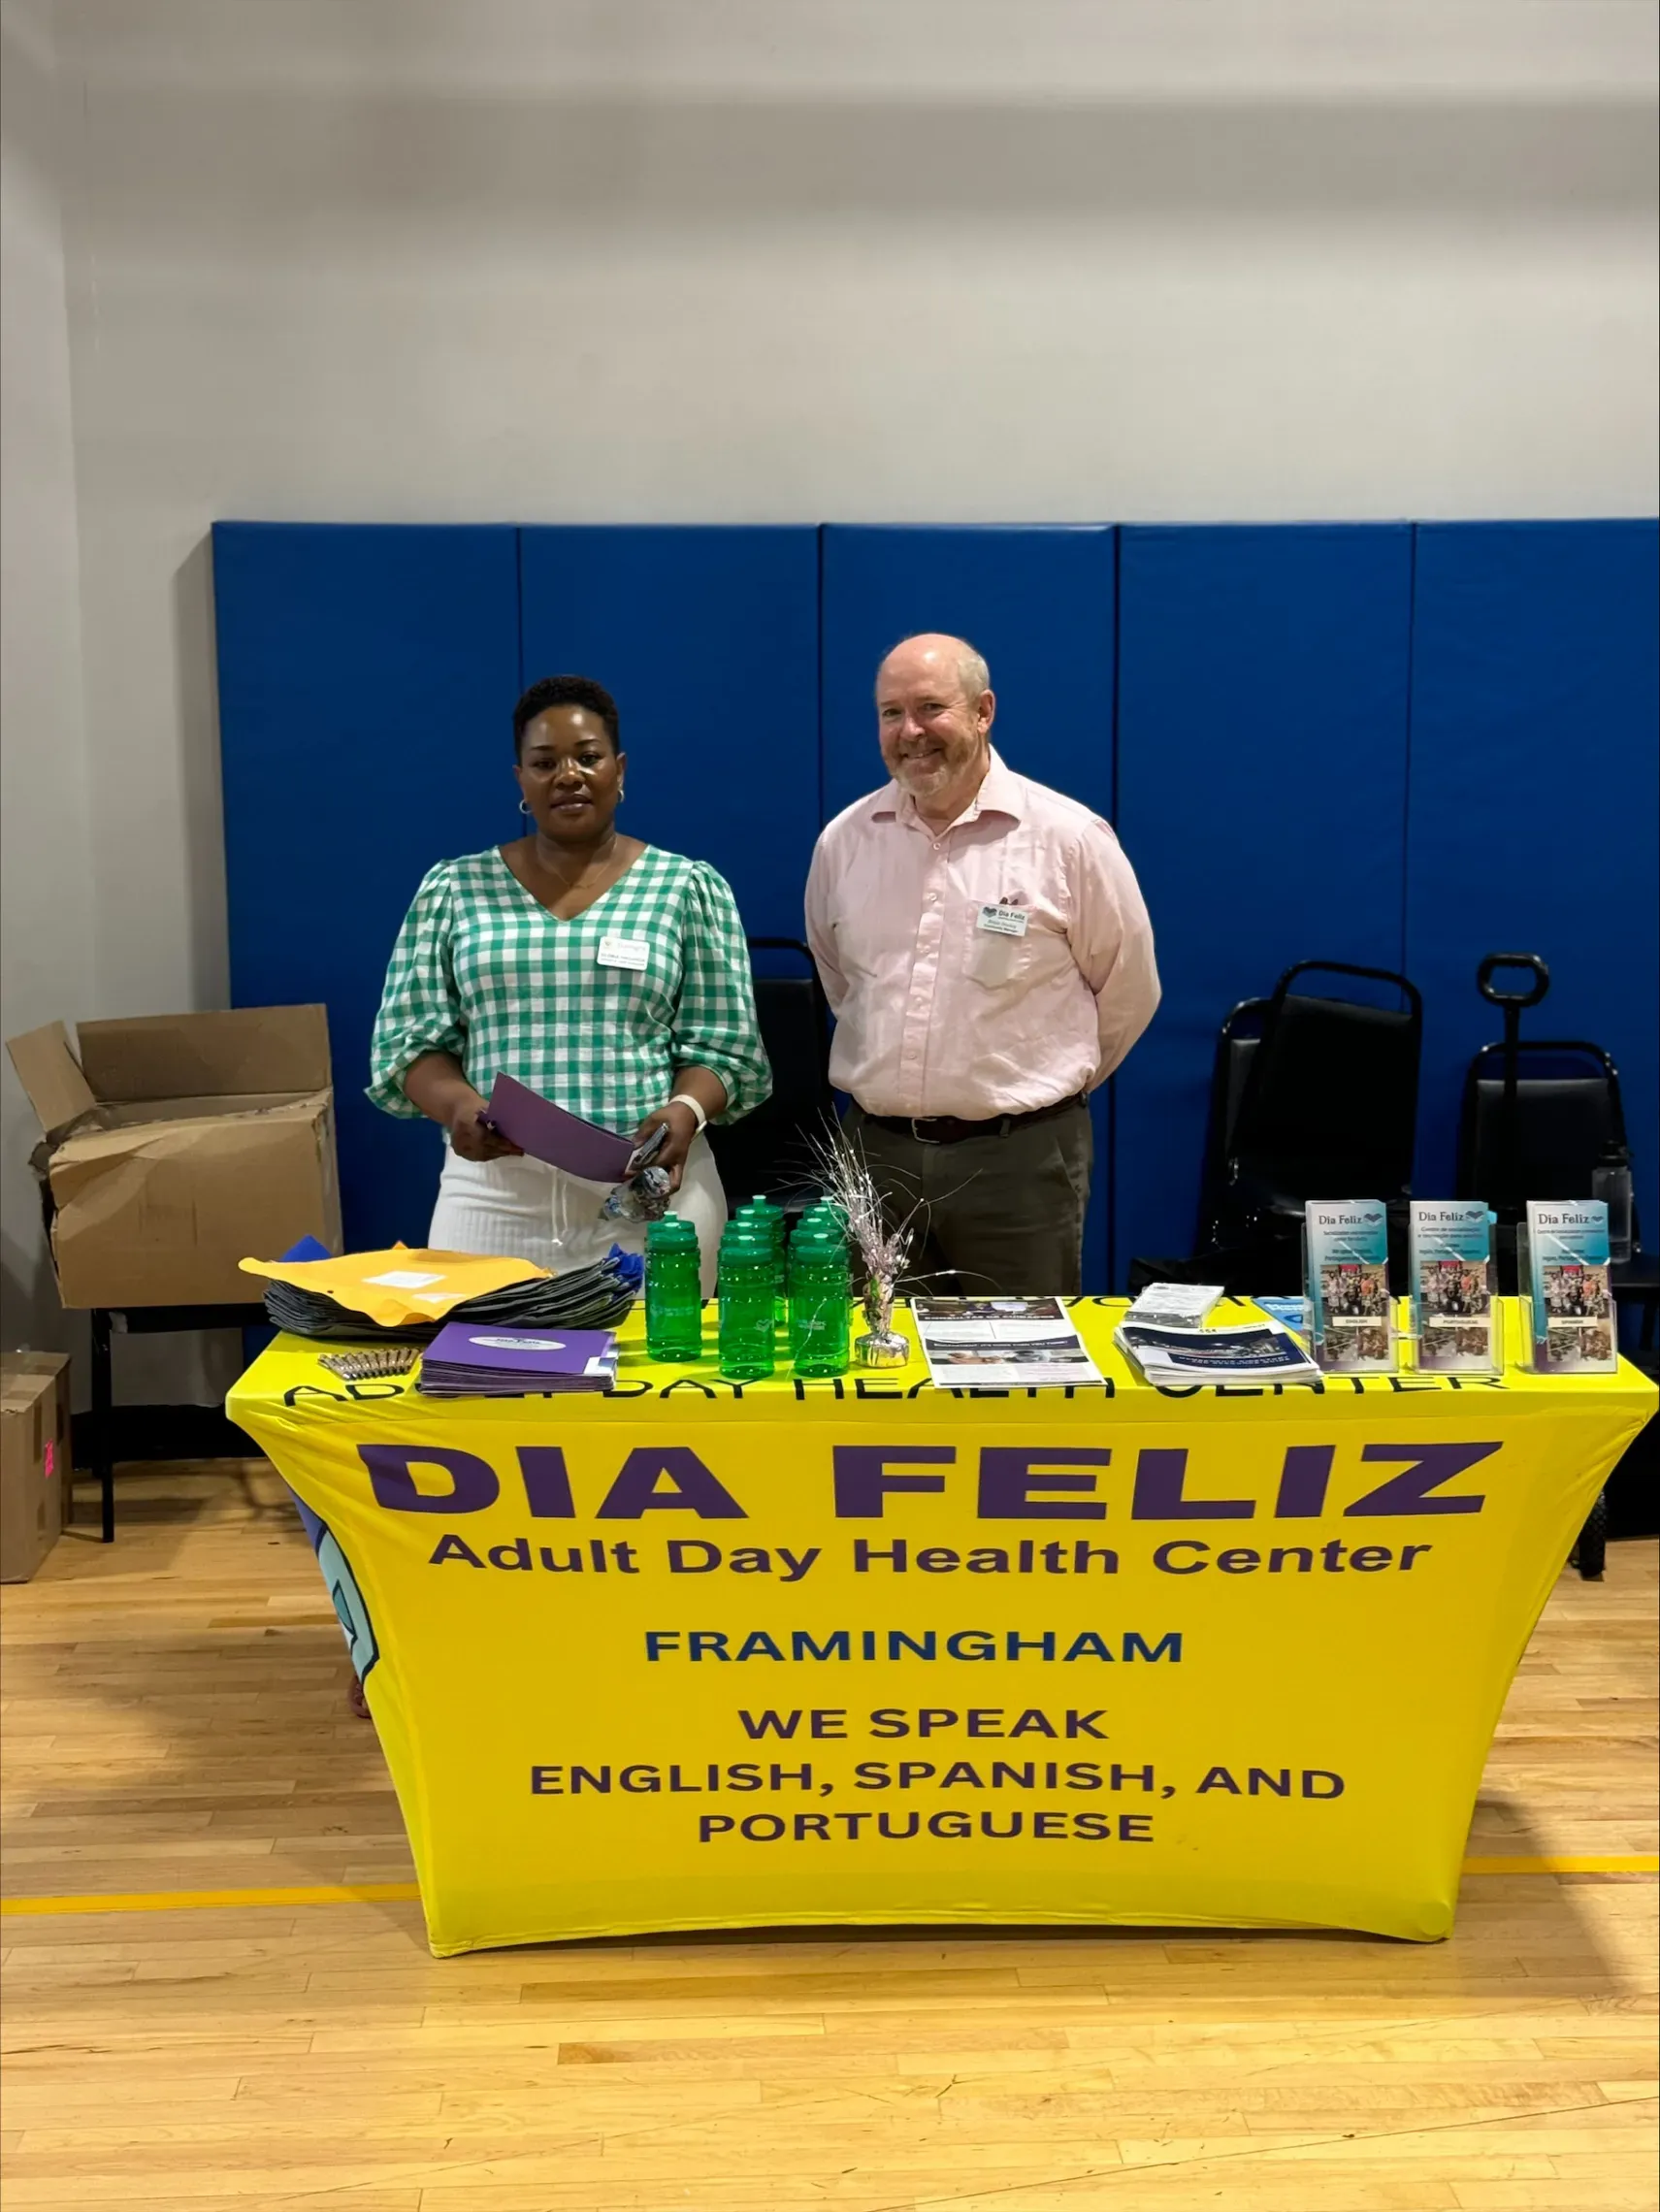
[483,1074,638,1184]
[419,1323,618,1397]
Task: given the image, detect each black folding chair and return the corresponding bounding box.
[705,938,833,1212]
[1457,945,1632,1226]
[1129,961,1422,1297]
[1460,1035,1629,1217]
[1191,961,1422,1283]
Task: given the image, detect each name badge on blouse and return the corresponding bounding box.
[976,903,1029,938]
[598,933,651,971]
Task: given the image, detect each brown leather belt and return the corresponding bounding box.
[858,1093,1088,1146]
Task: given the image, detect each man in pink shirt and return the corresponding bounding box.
[804,632,1159,1294]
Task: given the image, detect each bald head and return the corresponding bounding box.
[875,632,996,827]
[878,633,992,707]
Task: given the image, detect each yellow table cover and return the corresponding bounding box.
[228,1297,1654,1954]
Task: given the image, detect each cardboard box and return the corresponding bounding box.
[1,1352,71,1581]
[6,1006,342,1309]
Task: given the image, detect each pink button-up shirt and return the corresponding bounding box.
[804,750,1160,1120]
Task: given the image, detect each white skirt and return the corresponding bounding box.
[429,1134,726,1297]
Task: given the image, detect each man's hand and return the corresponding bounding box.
[448,1092,523,1162]
[633,1099,700,1192]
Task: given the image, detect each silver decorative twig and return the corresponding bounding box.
[805,1122,918,1367]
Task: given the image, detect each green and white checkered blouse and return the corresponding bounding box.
[368,846,771,1131]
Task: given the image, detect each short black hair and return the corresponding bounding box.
[513,675,621,754]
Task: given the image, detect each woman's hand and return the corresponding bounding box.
[632,1099,700,1192]
[402,1056,521,1162]
[448,1090,523,1162]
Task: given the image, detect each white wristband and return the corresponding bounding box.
[668,1091,709,1135]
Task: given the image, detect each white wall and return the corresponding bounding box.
[1,0,94,1361]
[50,0,1660,1025]
[3,0,1656,1382]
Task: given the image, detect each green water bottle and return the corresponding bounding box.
[750,1203,787,1333]
[717,1224,776,1382]
[790,1225,851,1378]
[645,1217,704,1362]
[739,1198,789,1331]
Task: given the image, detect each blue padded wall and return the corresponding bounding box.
[518,528,820,941]
[213,518,1657,1286]
[1406,521,1660,1236]
[820,526,1117,819]
[819,526,1119,1287]
[1113,525,1415,1283]
[213,523,522,1251]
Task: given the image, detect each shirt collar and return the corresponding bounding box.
[874,748,1025,831]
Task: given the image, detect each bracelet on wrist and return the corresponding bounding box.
[667,1091,709,1135]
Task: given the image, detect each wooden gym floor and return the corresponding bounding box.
[1,1463,1654,2212]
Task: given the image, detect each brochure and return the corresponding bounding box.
[1304,1200,1396,1374]
[1123,1282,1224,1330]
[1408,1201,1498,1374]
[911,1297,1104,1391]
[1115,1320,1321,1388]
[1253,1295,1311,1338]
[1518,1201,1617,1373]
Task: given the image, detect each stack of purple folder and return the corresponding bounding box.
[417,1324,619,1398]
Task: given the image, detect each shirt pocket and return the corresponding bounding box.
[964,902,1076,992]
[963,904,1033,991]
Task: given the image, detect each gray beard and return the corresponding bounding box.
[895,757,954,795]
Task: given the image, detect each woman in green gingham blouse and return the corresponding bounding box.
[369,675,769,1289]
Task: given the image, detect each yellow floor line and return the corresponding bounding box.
[2,1859,1654,1917]
[1,1882,421,1915]
[1461,1854,1658,1875]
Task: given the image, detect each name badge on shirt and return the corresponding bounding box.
[976,903,1029,938]
[598,933,651,971]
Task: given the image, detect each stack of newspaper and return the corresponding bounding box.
[1115,1282,1320,1387]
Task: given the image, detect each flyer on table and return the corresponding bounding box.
[911,1298,1104,1390]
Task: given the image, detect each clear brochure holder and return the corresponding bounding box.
[1302,1204,1399,1377]
[1516,1202,1619,1374]
[1407,1204,1500,1379]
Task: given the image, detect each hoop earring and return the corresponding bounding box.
[519,799,532,816]
[617,788,626,803]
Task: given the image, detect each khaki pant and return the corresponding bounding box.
[844,1101,1093,1299]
